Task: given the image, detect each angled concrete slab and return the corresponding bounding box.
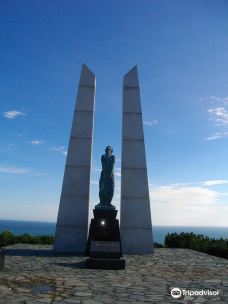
[120,66,154,254]
[54,64,96,253]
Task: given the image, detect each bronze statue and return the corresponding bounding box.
[95,146,115,209]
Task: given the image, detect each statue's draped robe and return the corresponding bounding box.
[99,154,115,205]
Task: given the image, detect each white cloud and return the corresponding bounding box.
[51,146,67,156]
[205,131,228,141]
[208,107,228,126]
[3,111,26,119]
[143,119,158,126]
[115,167,121,177]
[91,180,99,185]
[115,172,121,177]
[149,182,227,226]
[206,96,228,140]
[202,180,228,186]
[30,140,44,145]
[150,183,217,206]
[0,165,29,174]
[209,95,228,105]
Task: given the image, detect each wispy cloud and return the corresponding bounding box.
[30,140,44,145]
[205,132,228,141]
[0,165,29,174]
[209,95,228,105]
[3,111,26,119]
[143,119,158,126]
[51,146,67,156]
[150,183,218,206]
[149,182,227,226]
[202,180,228,186]
[205,96,228,140]
[115,173,121,177]
[115,167,121,177]
[91,180,99,185]
[208,107,228,126]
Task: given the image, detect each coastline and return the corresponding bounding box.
[0,220,227,244]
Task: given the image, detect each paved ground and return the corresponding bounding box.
[0,244,228,304]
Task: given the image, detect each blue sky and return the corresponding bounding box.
[1,0,228,226]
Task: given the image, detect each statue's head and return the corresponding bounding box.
[105,146,113,155]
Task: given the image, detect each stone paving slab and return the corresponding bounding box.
[0,244,228,303]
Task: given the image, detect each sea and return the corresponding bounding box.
[0,220,227,244]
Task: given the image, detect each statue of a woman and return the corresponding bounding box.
[96,146,115,209]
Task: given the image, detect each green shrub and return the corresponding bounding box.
[165,232,228,259]
[0,230,54,247]
[0,230,15,246]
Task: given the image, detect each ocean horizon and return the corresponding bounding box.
[0,219,227,244]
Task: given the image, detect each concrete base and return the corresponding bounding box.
[54,225,88,253]
[86,209,125,269]
[121,228,154,254]
[87,209,122,258]
[86,258,125,270]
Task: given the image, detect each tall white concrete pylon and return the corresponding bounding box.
[54,64,96,253]
[120,66,154,254]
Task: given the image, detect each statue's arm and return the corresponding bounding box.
[110,155,115,173]
[101,155,107,178]
[101,155,105,169]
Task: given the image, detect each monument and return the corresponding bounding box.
[54,64,153,256]
[54,64,96,253]
[120,66,154,254]
[86,146,125,269]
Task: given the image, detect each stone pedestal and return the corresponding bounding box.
[86,209,125,269]
[120,66,154,254]
[54,64,96,253]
